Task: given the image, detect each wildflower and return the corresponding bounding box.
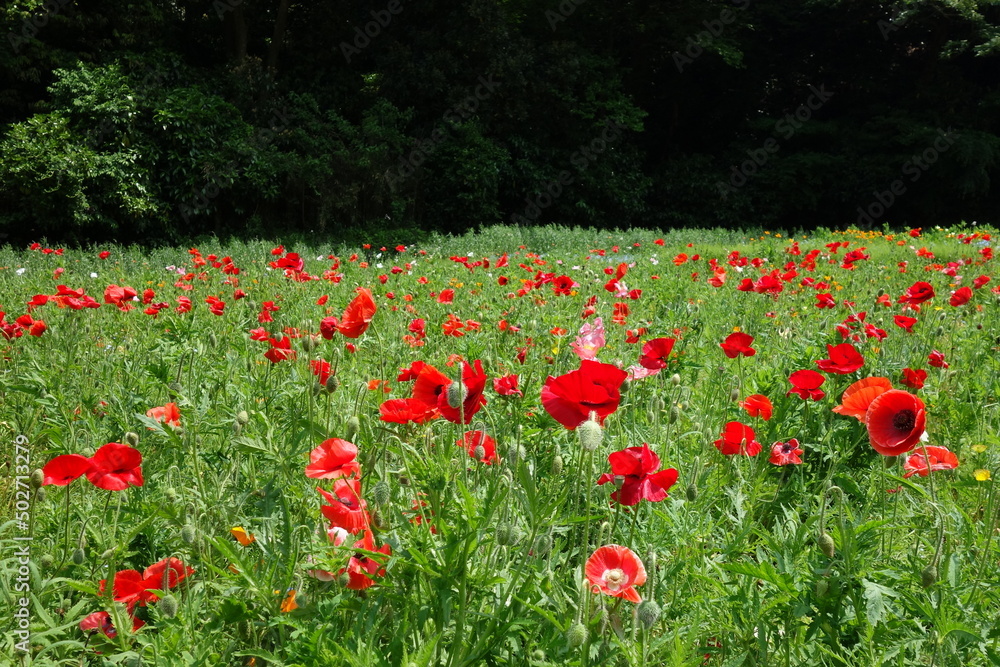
[865,390,926,456]
[596,444,678,506]
[713,421,761,456]
[902,446,958,478]
[305,439,360,479]
[786,370,826,400]
[585,545,646,603]
[769,439,803,465]
[831,377,893,421]
[719,332,755,358]
[540,360,628,430]
[815,342,864,374]
[86,442,144,491]
[739,394,773,421]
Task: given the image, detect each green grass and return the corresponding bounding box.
[1,224,998,666]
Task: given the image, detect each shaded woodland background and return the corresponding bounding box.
[2,0,998,244]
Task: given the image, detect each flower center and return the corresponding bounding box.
[893,409,916,431]
[603,568,626,591]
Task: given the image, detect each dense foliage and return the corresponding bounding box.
[1,1,999,241]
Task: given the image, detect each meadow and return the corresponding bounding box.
[1,223,998,666]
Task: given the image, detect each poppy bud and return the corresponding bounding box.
[181,525,197,544]
[100,548,115,560]
[637,599,661,629]
[371,507,390,531]
[124,431,140,447]
[730,387,740,402]
[29,468,44,489]
[371,480,391,506]
[474,445,487,461]
[447,381,468,410]
[815,579,829,597]
[168,382,183,397]
[877,288,884,297]
[345,416,360,442]
[40,554,54,569]
[566,621,588,649]
[935,326,943,337]
[71,548,85,565]
[165,487,178,502]
[533,533,553,556]
[613,474,626,489]
[325,375,340,393]
[236,411,250,425]
[651,396,665,413]
[531,650,546,662]
[311,383,323,396]
[35,487,46,502]
[496,523,519,546]
[208,332,218,348]
[507,443,526,465]
[160,594,179,618]
[338,572,351,587]
[671,373,681,386]
[551,455,564,476]
[301,335,318,353]
[577,418,603,451]
[669,405,679,424]
[646,410,656,423]
[818,532,835,558]
[685,482,698,502]
[921,564,938,588]
[619,379,630,395]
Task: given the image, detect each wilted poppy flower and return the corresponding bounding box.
[87,442,143,491]
[714,421,761,456]
[786,370,826,400]
[42,454,93,486]
[899,281,935,306]
[585,545,646,603]
[493,374,522,397]
[638,337,676,370]
[305,439,360,479]
[318,477,369,534]
[902,446,959,478]
[739,394,773,421]
[720,332,755,358]
[596,444,678,506]
[928,350,948,368]
[769,439,803,466]
[378,397,438,424]
[949,287,972,307]
[865,389,926,456]
[831,377,893,421]
[815,343,864,374]
[540,360,628,429]
[459,430,498,464]
[900,367,927,389]
[413,360,488,424]
[339,530,391,590]
[146,402,181,427]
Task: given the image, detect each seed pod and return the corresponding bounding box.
[370,480,391,506]
[685,483,698,502]
[921,564,938,588]
[160,594,179,618]
[637,599,662,629]
[577,418,603,451]
[71,548,85,565]
[181,525,197,544]
[124,432,140,447]
[818,532,835,558]
[566,621,588,649]
[345,416,360,442]
[551,455,564,476]
[29,468,44,488]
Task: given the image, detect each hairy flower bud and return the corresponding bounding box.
[637,599,661,629]
[208,332,218,348]
[474,445,487,461]
[815,579,829,598]
[29,468,44,489]
[370,480,391,506]
[181,525,197,544]
[71,548,85,565]
[533,533,553,556]
[818,532,835,558]
[685,482,698,502]
[39,554,54,569]
[496,523,519,546]
[35,487,46,503]
[100,548,115,560]
[325,375,340,393]
[671,373,681,386]
[301,335,318,353]
[921,564,938,588]
[124,432,140,448]
[566,621,588,649]
[669,405,679,424]
[730,387,740,402]
[345,416,360,442]
[577,418,603,451]
[159,594,179,618]
[551,455,564,476]
[446,381,467,410]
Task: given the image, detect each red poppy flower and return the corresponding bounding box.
[103,284,138,311]
[769,439,803,466]
[378,398,438,424]
[585,545,646,603]
[396,360,427,382]
[898,281,935,306]
[786,370,826,400]
[928,350,948,368]
[311,359,333,385]
[142,557,195,593]
[305,439,360,479]
[831,377,893,421]
[264,336,297,363]
[596,444,678,506]
[900,367,927,389]
[79,610,145,638]
[865,389,926,456]
[540,360,628,430]
[720,332,755,358]
[902,446,959,478]
[459,430,498,464]
[949,286,972,307]
[336,289,377,338]
[973,275,990,289]
[714,421,761,456]
[339,529,391,590]
[815,343,864,374]
[318,477,369,534]
[493,374,522,397]
[739,394,773,421]
[42,454,94,486]
[86,442,143,491]
[146,402,181,427]
[638,337,676,370]
[412,360,487,424]
[893,315,918,333]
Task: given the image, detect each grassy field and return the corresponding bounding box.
[1,224,998,666]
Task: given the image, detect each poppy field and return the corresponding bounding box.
[2,224,1000,666]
